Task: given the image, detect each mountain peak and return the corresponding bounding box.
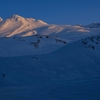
[12,14,23,18]
[0,17,3,22]
[0,14,48,37]
[9,14,25,21]
[9,14,47,25]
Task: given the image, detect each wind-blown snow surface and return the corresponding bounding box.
[1,36,100,99]
[0,15,100,99]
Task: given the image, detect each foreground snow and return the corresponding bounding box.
[0,36,100,99]
[0,78,100,100]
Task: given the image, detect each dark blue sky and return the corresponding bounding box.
[0,0,100,25]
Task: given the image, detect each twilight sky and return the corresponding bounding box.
[0,0,100,25]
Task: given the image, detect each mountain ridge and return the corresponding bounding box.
[0,14,48,37]
[0,14,92,37]
[0,14,100,57]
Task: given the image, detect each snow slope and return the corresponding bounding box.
[0,35,67,57]
[1,36,100,85]
[0,79,100,100]
[0,35,100,99]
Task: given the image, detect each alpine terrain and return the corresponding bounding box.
[0,15,100,100]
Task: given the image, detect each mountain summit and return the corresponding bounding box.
[0,17,3,22]
[9,14,26,21]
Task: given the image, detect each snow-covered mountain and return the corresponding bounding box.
[0,15,100,57]
[0,14,100,38]
[0,14,47,37]
[0,14,88,37]
[0,14,100,100]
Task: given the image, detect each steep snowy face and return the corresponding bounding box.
[0,14,48,37]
